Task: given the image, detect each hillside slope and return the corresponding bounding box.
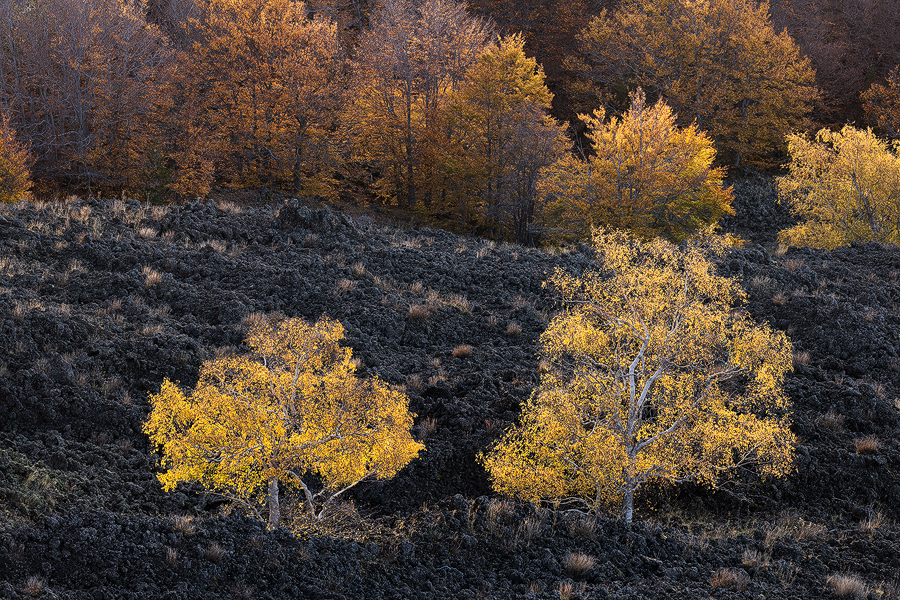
[1,193,899,599]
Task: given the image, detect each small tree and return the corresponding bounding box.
[538,90,733,242]
[778,126,900,249]
[482,229,795,523]
[144,316,423,528]
[862,66,900,140]
[0,113,32,203]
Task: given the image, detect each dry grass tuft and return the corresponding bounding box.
[859,511,884,532]
[710,568,750,590]
[333,278,358,295]
[793,350,811,367]
[452,344,473,359]
[23,575,47,596]
[783,258,805,272]
[172,515,197,536]
[205,542,225,563]
[853,436,880,454]
[556,580,586,600]
[773,292,788,306]
[409,281,424,294]
[165,547,178,567]
[506,321,522,337]
[816,410,845,431]
[826,574,869,598]
[568,515,598,540]
[406,374,423,391]
[562,552,597,578]
[142,265,163,288]
[417,416,436,439]
[742,548,771,568]
[408,304,431,321]
[518,517,543,545]
[302,233,319,247]
[137,227,157,238]
[447,293,472,314]
[351,262,366,276]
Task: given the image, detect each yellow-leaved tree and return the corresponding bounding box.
[778,126,900,249]
[862,66,900,140]
[144,316,423,529]
[538,90,733,242]
[573,0,817,167]
[0,113,32,204]
[482,230,795,523]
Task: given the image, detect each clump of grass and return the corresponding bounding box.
[773,291,788,306]
[23,575,47,596]
[783,258,805,272]
[556,581,586,600]
[172,515,197,536]
[406,374,423,391]
[562,552,597,578]
[793,350,811,367]
[137,227,157,238]
[408,304,431,321]
[710,568,749,590]
[447,293,472,314]
[452,344,473,359]
[205,542,225,564]
[351,262,366,276]
[853,436,880,454]
[417,416,436,439]
[826,574,869,598]
[742,548,771,568]
[333,278,357,295]
[859,511,884,532]
[506,321,522,337]
[165,547,178,567]
[142,265,163,288]
[816,410,845,432]
[518,517,543,545]
[568,515,597,540]
[302,233,318,247]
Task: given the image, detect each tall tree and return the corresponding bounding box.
[183,0,345,195]
[443,34,568,243]
[345,0,491,207]
[0,112,33,203]
[862,67,900,140]
[573,0,818,167]
[0,0,176,193]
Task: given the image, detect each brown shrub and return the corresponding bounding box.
[710,568,749,590]
[562,552,597,578]
[826,574,869,598]
[853,436,880,454]
[452,344,473,358]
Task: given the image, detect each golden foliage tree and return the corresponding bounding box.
[482,230,795,523]
[144,316,423,528]
[538,90,733,242]
[862,66,900,140]
[573,0,818,167]
[0,113,33,204]
[442,34,568,243]
[345,0,491,207]
[777,126,900,249]
[180,0,345,195]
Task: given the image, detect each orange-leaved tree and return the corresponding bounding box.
[777,126,900,249]
[0,113,32,204]
[441,34,568,243]
[538,90,733,242]
[482,229,795,523]
[862,66,900,140]
[573,0,817,167]
[181,0,345,194]
[144,315,423,529]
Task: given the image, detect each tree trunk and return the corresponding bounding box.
[623,485,634,524]
[267,477,280,529]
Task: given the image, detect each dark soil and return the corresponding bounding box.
[1,184,899,599]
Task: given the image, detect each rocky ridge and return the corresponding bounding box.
[0,188,899,599]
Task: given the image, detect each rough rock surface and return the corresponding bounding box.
[1,186,899,599]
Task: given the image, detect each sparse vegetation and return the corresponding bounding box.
[826,574,869,599]
[710,568,750,590]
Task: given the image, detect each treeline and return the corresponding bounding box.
[1,0,899,244]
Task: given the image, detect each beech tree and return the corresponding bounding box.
[482,230,795,523]
[778,126,900,249]
[345,0,491,207]
[182,0,345,195]
[144,316,423,528]
[0,113,33,204]
[573,0,818,167]
[862,67,900,140]
[0,0,176,193]
[538,90,733,242]
[442,34,568,243]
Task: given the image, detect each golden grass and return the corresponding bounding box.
[853,436,880,454]
[562,552,597,577]
[452,344,473,359]
[826,574,869,598]
[710,567,749,590]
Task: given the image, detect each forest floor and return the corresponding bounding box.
[1,178,899,599]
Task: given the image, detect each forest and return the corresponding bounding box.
[1,0,899,246]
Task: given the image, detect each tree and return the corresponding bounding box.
[538,90,733,242]
[144,316,423,528]
[181,0,345,195]
[345,0,491,207]
[573,0,818,167]
[0,113,32,203]
[482,229,795,523]
[441,34,568,243]
[777,126,900,249]
[0,0,176,193]
[862,66,900,140]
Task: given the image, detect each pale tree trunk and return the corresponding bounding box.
[267,478,280,529]
[623,485,634,524]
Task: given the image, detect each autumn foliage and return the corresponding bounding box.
[573,0,818,167]
[539,90,733,242]
[144,315,423,528]
[862,67,900,140]
[0,114,32,204]
[778,126,900,249]
[482,230,795,522]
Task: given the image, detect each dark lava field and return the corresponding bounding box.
[1,180,900,599]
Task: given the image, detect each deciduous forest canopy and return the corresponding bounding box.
[1,0,899,243]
